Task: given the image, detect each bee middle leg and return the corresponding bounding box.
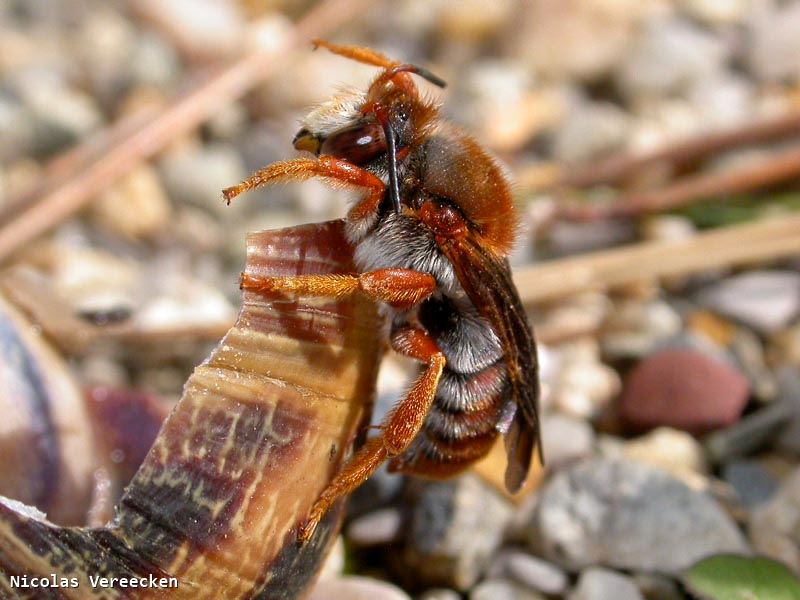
[240,268,436,310]
[298,325,445,541]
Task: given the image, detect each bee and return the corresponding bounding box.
[223,40,541,541]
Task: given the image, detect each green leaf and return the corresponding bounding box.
[683,555,800,600]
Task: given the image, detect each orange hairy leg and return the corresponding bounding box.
[298,326,445,541]
[311,39,398,68]
[240,268,436,310]
[222,156,385,222]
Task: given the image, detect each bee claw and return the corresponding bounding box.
[297,514,320,544]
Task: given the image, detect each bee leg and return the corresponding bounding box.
[222,156,384,212]
[298,326,444,542]
[240,268,436,311]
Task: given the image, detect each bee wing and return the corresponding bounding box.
[441,233,542,493]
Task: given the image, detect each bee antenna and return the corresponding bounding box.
[389,65,447,89]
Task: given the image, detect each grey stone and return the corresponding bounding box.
[747,2,800,82]
[723,460,779,508]
[775,367,800,455]
[546,218,637,259]
[695,271,800,335]
[404,475,514,590]
[133,0,246,59]
[129,32,181,88]
[346,507,402,546]
[25,82,103,156]
[729,328,777,402]
[601,300,682,360]
[159,144,247,215]
[617,17,727,98]
[469,578,545,600]
[553,100,630,163]
[540,413,594,468]
[489,549,568,595]
[569,568,643,600]
[0,95,35,162]
[530,458,749,573]
[749,467,800,572]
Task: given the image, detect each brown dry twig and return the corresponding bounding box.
[515,110,800,222]
[0,0,371,263]
[514,213,800,304]
[561,110,800,189]
[556,145,800,221]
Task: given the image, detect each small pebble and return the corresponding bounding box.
[622,427,709,482]
[546,219,637,258]
[403,475,513,590]
[159,144,247,215]
[749,467,800,573]
[695,271,800,335]
[569,568,643,600]
[531,458,749,573]
[489,549,568,596]
[132,0,246,59]
[772,323,800,371]
[601,299,683,360]
[554,361,620,420]
[317,536,344,580]
[307,576,411,600]
[619,347,750,434]
[723,460,780,508]
[775,368,800,455]
[346,507,402,546]
[747,2,800,82]
[469,578,546,600]
[91,165,172,240]
[541,413,595,468]
[553,100,630,163]
[616,16,727,98]
[729,328,777,402]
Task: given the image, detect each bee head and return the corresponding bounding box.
[292,40,445,213]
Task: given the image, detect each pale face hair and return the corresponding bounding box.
[298,86,367,139]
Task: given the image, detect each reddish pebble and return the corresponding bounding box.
[619,348,750,434]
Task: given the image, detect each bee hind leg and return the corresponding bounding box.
[298,326,445,542]
[240,268,435,311]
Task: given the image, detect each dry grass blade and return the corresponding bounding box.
[514,214,800,303]
[0,0,371,263]
[556,145,800,221]
[515,110,800,192]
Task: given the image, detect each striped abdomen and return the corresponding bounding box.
[389,293,509,477]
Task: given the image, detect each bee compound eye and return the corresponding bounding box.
[320,121,387,165]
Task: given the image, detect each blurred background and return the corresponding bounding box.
[1,0,800,598]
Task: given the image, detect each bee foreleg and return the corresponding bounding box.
[298,327,444,542]
[240,268,435,310]
[222,156,384,212]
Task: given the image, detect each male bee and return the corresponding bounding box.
[223,40,541,541]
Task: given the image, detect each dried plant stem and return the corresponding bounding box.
[556,145,800,221]
[556,110,800,189]
[0,0,370,263]
[514,214,800,304]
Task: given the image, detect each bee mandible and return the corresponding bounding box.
[223,40,541,541]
